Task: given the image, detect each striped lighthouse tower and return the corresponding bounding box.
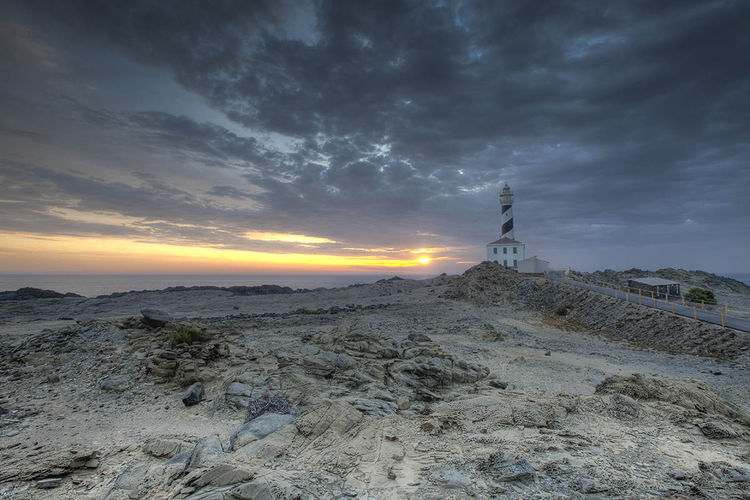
[500,183,514,239]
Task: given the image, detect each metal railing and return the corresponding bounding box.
[545,272,750,333]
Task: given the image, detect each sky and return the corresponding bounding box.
[0,0,748,275]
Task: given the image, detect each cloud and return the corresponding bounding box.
[242,231,337,245]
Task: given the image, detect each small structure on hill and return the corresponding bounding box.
[518,256,549,274]
[487,184,525,268]
[628,277,680,298]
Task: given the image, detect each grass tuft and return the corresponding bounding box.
[171,325,208,345]
[300,308,326,315]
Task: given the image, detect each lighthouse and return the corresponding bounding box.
[486,183,525,268]
[500,183,514,239]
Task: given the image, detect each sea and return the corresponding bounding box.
[729,273,750,287]
[0,273,433,298]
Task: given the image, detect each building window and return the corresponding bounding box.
[493,247,497,254]
[513,247,517,254]
[503,259,507,267]
[514,259,517,267]
[503,247,507,254]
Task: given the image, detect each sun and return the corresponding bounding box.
[417,257,432,264]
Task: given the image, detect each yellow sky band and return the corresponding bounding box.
[0,232,436,272]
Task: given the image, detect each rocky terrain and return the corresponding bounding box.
[0,264,749,499]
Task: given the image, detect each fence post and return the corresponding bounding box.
[701,300,704,310]
[725,304,728,316]
[672,303,675,314]
[694,307,697,320]
[722,313,725,328]
[638,289,641,305]
[682,295,685,305]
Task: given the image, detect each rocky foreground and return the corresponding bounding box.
[0,264,749,499]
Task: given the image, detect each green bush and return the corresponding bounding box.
[684,287,717,304]
[300,308,326,315]
[171,326,208,345]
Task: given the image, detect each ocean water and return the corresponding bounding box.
[0,273,431,298]
[728,273,750,286]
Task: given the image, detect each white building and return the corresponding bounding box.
[487,237,525,268]
[486,183,525,269]
[517,256,549,274]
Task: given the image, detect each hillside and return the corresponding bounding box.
[570,267,750,319]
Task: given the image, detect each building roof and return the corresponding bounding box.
[487,237,521,245]
[628,277,679,286]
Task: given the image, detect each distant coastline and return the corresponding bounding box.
[1,270,748,299]
[0,273,433,298]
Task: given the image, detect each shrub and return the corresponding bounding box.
[555,305,570,316]
[300,308,326,315]
[171,326,208,345]
[685,287,717,305]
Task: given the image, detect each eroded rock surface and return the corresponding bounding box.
[0,267,748,499]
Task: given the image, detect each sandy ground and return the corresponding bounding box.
[1,272,748,499]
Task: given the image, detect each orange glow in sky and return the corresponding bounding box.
[0,232,440,273]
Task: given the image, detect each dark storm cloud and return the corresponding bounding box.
[1,0,749,270]
[206,186,254,200]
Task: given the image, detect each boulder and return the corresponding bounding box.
[493,459,535,482]
[699,419,738,439]
[611,393,640,418]
[700,461,750,483]
[225,382,259,409]
[112,462,151,490]
[189,463,254,488]
[226,382,254,398]
[229,476,304,500]
[141,309,172,327]
[185,435,224,472]
[175,359,201,386]
[182,382,205,407]
[478,453,536,482]
[346,397,396,416]
[397,397,411,410]
[489,379,508,389]
[229,413,296,451]
[144,438,184,458]
[101,374,129,393]
[414,388,441,402]
[429,467,472,489]
[295,401,364,440]
[303,350,357,377]
[164,451,191,477]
